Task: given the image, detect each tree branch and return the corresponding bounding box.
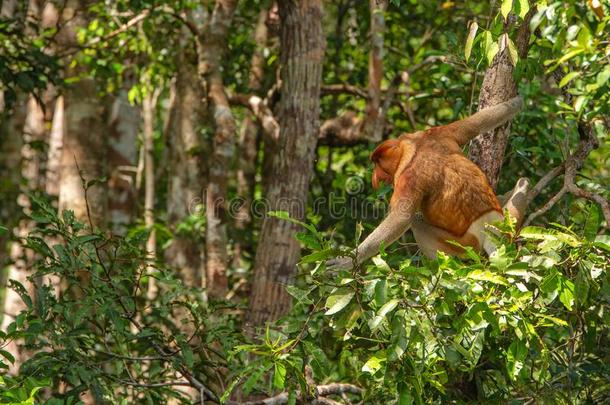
[226,383,363,405]
[524,68,608,229]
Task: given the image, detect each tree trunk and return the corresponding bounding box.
[46,95,64,197]
[57,0,107,227]
[196,0,238,299]
[0,0,20,19]
[0,98,26,272]
[468,13,534,190]
[362,0,387,139]
[107,75,140,235]
[233,7,270,269]
[246,0,325,326]
[1,96,46,374]
[143,91,158,299]
[165,49,207,288]
[467,48,517,191]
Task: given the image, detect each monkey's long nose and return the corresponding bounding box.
[372,171,379,190]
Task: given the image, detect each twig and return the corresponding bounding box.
[228,383,363,405]
[321,84,369,99]
[88,9,151,45]
[119,379,192,388]
[525,163,565,207]
[57,9,152,57]
[160,6,201,37]
[525,186,567,226]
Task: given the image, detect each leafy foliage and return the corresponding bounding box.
[233,212,610,403]
[0,19,59,109]
[0,196,243,403]
[1,0,609,403]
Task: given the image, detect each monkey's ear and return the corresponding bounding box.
[443,96,523,146]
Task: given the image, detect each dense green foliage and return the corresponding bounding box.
[1,0,609,403]
[1,203,609,403]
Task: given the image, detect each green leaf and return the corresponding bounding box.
[296,232,321,250]
[583,204,601,241]
[369,299,400,331]
[506,339,527,380]
[596,66,610,87]
[325,290,354,315]
[268,211,319,237]
[465,21,478,62]
[301,249,336,264]
[285,285,314,305]
[484,31,499,64]
[501,0,513,18]
[398,383,413,405]
[556,48,584,65]
[516,0,529,18]
[507,36,519,66]
[273,362,286,389]
[540,270,560,294]
[559,279,574,311]
[529,8,546,31]
[0,350,15,365]
[372,255,390,271]
[466,270,508,285]
[573,95,588,113]
[538,313,568,326]
[362,355,383,374]
[378,299,400,318]
[559,71,580,87]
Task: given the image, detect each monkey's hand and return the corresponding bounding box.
[325,256,354,272]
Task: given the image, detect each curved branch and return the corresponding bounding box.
[228,383,363,405]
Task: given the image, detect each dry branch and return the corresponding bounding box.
[524,89,607,228]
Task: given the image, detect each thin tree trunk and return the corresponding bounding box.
[362,0,387,138]
[196,0,238,299]
[1,96,46,374]
[246,0,325,326]
[43,94,64,299]
[57,0,107,227]
[143,92,158,299]
[468,13,534,190]
[233,7,271,268]
[467,47,518,191]
[0,0,19,19]
[0,98,26,274]
[46,95,64,197]
[107,76,140,235]
[165,50,207,288]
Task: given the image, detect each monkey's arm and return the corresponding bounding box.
[326,201,414,271]
[446,96,523,146]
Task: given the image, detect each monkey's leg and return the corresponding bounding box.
[500,177,530,229]
[411,214,483,259]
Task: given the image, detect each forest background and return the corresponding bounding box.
[1,0,610,403]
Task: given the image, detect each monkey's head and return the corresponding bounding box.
[370,139,403,189]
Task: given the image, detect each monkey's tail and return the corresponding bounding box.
[450,96,523,145]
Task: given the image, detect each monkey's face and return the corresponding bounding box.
[370,139,403,189]
[372,164,393,189]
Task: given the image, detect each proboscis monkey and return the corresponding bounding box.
[327,96,530,270]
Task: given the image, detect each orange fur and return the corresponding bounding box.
[371,126,501,241]
[326,98,524,269]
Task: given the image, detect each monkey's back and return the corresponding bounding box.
[409,142,501,237]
